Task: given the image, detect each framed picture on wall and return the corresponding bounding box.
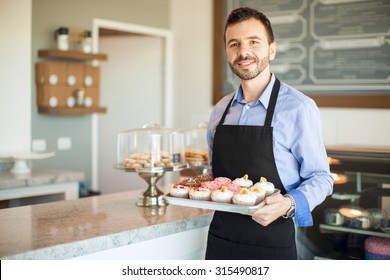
[213,0,390,108]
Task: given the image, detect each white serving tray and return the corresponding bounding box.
[165,189,280,214]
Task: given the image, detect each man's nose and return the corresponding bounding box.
[238,43,250,56]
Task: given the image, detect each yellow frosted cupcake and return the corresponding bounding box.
[248,186,266,204]
[232,174,253,188]
[232,188,257,206]
[254,177,275,196]
[211,185,234,203]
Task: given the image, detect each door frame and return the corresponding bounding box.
[90,18,173,191]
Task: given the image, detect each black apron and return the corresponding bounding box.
[205,78,297,260]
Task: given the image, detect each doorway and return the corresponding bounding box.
[92,19,173,194]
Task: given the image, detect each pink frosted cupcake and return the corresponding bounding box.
[213,177,232,189]
[225,182,241,193]
[201,181,220,191]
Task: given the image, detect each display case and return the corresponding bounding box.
[298,145,390,260]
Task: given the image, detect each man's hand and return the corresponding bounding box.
[248,193,292,226]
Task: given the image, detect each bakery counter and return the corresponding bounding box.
[0,189,213,260]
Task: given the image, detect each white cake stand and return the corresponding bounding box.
[0,151,55,174]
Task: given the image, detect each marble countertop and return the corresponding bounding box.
[0,169,85,190]
[0,189,213,259]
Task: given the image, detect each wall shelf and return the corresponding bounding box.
[38,106,107,115]
[38,49,108,61]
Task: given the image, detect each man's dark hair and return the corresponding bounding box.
[224,7,275,44]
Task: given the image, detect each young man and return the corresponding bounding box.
[206,7,334,260]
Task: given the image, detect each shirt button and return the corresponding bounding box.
[245,105,250,110]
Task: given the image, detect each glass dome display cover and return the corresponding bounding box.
[116,123,189,207]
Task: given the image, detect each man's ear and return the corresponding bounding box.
[269,41,277,61]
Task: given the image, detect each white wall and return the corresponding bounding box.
[170,0,214,129]
[320,108,390,146]
[0,0,31,154]
[170,0,390,147]
[98,35,164,194]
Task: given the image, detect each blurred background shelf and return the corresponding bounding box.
[38,106,107,115]
[38,49,108,61]
[320,224,390,238]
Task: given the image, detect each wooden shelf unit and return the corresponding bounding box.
[38,106,107,115]
[38,49,107,61]
[36,49,108,115]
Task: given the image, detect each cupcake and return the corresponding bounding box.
[211,186,234,203]
[213,177,232,189]
[189,186,211,201]
[180,177,201,188]
[169,184,190,198]
[232,174,253,188]
[195,174,213,183]
[232,188,257,206]
[224,182,241,193]
[248,186,266,204]
[254,177,275,196]
[201,181,220,191]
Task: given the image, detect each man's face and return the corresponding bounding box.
[225,18,276,80]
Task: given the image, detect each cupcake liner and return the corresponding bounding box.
[189,194,211,201]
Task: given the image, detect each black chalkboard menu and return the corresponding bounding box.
[213,0,390,108]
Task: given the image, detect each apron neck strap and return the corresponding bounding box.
[264,78,280,127]
[218,95,235,126]
[218,77,281,127]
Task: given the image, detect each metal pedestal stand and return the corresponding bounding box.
[137,171,166,207]
[116,164,189,207]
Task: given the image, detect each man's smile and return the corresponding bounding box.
[237,59,254,68]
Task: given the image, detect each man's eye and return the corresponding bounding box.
[250,41,259,45]
[229,43,238,48]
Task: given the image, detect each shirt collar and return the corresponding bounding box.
[232,74,276,109]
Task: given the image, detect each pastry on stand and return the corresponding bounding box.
[115,123,189,207]
[181,122,210,176]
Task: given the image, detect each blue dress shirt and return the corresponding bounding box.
[207,74,334,227]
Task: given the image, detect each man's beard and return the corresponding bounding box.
[228,54,270,80]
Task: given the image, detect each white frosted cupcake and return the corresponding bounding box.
[232,174,253,188]
[169,184,189,198]
[254,177,275,196]
[248,186,266,204]
[211,186,234,203]
[189,186,211,201]
[232,188,257,206]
